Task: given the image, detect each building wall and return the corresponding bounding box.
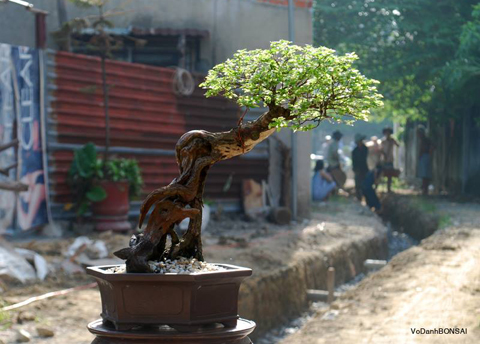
[0,0,312,68]
[58,0,313,67]
[1,0,313,217]
[0,0,59,48]
[48,51,270,218]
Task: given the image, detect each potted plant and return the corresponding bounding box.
[68,142,143,231]
[87,41,383,332]
[54,1,145,231]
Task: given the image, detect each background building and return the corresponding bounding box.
[0,0,314,229]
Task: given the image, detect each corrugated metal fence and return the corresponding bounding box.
[46,51,269,219]
[403,107,480,196]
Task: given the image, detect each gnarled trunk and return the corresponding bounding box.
[115,106,290,273]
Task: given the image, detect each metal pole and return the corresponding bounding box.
[35,11,47,49]
[288,0,295,42]
[288,0,298,220]
[39,50,54,225]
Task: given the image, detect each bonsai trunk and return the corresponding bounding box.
[115,105,291,272]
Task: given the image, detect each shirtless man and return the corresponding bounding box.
[380,127,399,193]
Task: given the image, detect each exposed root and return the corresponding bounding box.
[116,106,288,272]
[114,199,199,272]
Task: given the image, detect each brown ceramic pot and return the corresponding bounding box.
[86,264,252,332]
[91,180,131,232]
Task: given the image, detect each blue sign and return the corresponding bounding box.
[0,44,47,231]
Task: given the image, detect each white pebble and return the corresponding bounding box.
[109,257,225,275]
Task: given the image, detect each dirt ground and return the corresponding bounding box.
[0,196,385,344]
[3,196,478,344]
[281,199,480,344]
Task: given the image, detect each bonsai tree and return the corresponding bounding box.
[115,40,383,273]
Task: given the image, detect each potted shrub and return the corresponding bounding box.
[68,142,143,231]
[55,1,146,231]
[87,41,383,331]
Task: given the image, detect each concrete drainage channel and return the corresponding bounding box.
[238,225,388,342]
[253,194,439,344]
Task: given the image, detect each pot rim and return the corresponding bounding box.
[87,263,252,281]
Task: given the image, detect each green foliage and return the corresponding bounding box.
[68,143,143,216]
[0,301,12,330]
[411,197,437,214]
[104,158,143,196]
[330,194,349,204]
[313,0,480,123]
[68,143,106,216]
[439,214,453,229]
[69,142,98,179]
[203,198,214,206]
[410,197,451,228]
[86,186,108,202]
[200,40,383,131]
[445,4,480,94]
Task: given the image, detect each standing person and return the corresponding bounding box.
[327,130,346,187]
[380,127,399,193]
[417,126,433,195]
[366,136,382,170]
[362,165,383,212]
[321,135,332,157]
[311,160,337,202]
[352,134,369,201]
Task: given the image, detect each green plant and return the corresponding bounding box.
[376,175,410,193]
[114,41,383,272]
[103,159,143,197]
[313,0,480,125]
[203,198,215,207]
[439,214,452,229]
[0,304,12,330]
[201,40,383,130]
[412,197,437,214]
[330,194,349,204]
[68,143,143,216]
